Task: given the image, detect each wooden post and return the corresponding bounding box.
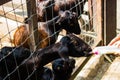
[104,0,117,45]
[26,0,39,52]
[96,0,104,46]
[0,0,11,5]
[88,0,104,45]
[88,0,93,28]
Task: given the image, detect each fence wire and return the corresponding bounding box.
[0,0,101,80]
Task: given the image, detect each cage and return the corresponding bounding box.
[0,0,119,80]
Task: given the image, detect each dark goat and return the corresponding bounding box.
[0,46,31,79]
[0,77,2,80]
[0,34,91,80]
[52,58,76,80]
[13,10,81,49]
[66,34,92,57]
[41,67,54,80]
[41,58,76,80]
[36,0,86,21]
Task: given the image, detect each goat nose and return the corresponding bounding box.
[87,47,92,52]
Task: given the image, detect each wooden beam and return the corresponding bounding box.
[0,9,25,23]
[88,0,104,45]
[96,0,104,45]
[70,57,90,80]
[101,57,120,80]
[74,55,104,80]
[104,0,117,45]
[0,0,11,5]
[26,0,39,51]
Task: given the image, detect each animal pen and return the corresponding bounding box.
[0,0,119,80]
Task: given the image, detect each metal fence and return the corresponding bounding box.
[0,0,117,80]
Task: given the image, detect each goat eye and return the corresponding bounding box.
[70,24,73,26]
[57,66,61,70]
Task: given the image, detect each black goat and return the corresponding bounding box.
[36,0,86,21]
[13,10,81,49]
[41,58,76,80]
[0,34,91,80]
[0,46,31,79]
[52,58,76,80]
[0,77,2,80]
[41,67,54,80]
[65,34,92,57]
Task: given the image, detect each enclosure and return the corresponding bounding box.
[0,0,119,80]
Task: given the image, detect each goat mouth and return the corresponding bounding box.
[83,50,92,57]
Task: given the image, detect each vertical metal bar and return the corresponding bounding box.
[104,0,116,45]
[26,0,39,52]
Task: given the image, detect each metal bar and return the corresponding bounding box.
[26,0,39,52]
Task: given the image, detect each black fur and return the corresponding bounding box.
[0,34,92,80]
[52,58,76,80]
[37,0,86,22]
[0,46,31,79]
[14,10,81,49]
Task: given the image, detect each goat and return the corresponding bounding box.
[0,46,31,79]
[41,67,54,80]
[0,34,91,80]
[36,58,76,80]
[36,0,86,21]
[52,58,76,80]
[39,58,76,80]
[13,24,49,49]
[0,76,2,80]
[65,34,92,57]
[13,10,81,49]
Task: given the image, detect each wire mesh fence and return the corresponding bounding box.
[0,0,116,80]
[0,0,27,48]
